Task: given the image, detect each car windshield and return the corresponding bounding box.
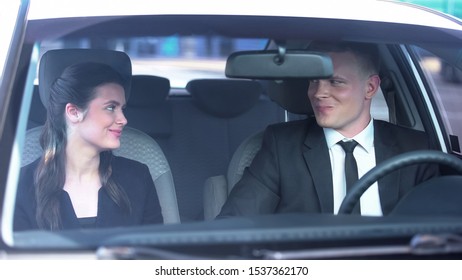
[2,0,462,262]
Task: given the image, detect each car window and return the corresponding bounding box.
[2,1,462,266]
[412,45,462,154]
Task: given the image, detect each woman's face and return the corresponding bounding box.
[74,83,127,152]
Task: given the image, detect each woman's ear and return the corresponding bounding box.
[365,74,381,100]
[65,103,82,123]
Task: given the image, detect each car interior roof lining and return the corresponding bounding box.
[26,15,462,45]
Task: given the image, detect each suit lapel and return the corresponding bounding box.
[374,120,401,214]
[302,121,334,213]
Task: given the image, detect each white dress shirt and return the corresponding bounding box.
[324,119,383,216]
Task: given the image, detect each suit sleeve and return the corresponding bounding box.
[414,147,441,185]
[218,126,281,218]
[405,127,441,186]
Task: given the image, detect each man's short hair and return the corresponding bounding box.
[307,41,381,76]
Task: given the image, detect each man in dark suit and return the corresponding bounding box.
[218,41,439,217]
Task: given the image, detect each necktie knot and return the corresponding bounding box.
[338,140,358,153]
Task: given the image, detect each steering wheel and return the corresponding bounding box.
[338,150,462,214]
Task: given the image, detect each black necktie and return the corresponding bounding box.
[338,140,360,214]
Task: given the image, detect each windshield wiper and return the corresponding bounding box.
[254,234,462,259]
[410,233,462,255]
[96,246,212,260]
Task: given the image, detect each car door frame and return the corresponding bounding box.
[0,0,30,251]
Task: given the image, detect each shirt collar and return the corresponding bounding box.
[323,118,375,153]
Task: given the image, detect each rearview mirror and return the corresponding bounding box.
[225,50,333,79]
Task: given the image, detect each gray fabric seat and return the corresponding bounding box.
[203,79,312,220]
[23,49,180,224]
[203,131,264,220]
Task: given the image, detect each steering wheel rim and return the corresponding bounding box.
[337,150,462,215]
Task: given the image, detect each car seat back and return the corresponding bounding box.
[170,78,284,221]
[124,75,173,139]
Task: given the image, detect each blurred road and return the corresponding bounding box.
[132,58,226,88]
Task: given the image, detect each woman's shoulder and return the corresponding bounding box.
[16,158,40,197]
[111,155,149,173]
[110,156,154,194]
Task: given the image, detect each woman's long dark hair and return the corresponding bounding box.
[34,62,131,230]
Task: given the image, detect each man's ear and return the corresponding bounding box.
[65,103,82,123]
[365,74,381,100]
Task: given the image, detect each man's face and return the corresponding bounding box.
[307,51,379,137]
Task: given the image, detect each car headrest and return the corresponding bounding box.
[38,49,132,107]
[264,79,313,115]
[129,75,170,107]
[29,85,47,126]
[186,79,262,118]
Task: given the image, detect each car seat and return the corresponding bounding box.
[170,78,284,221]
[27,85,46,129]
[124,75,173,139]
[203,79,312,220]
[22,49,180,224]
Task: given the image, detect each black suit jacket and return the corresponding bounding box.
[14,156,163,231]
[219,118,439,217]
